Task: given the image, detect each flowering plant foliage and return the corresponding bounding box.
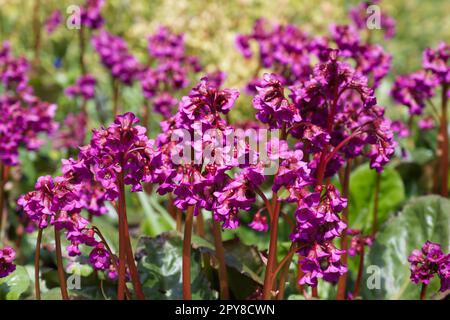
[0,0,448,303]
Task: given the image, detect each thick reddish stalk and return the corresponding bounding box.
[34,228,43,300]
[54,227,69,300]
[176,209,182,232]
[336,159,352,300]
[122,207,145,300]
[353,245,365,297]
[182,206,194,300]
[312,287,318,298]
[117,173,127,300]
[420,283,427,300]
[141,100,150,132]
[440,83,448,197]
[0,162,5,240]
[212,218,229,300]
[262,196,281,300]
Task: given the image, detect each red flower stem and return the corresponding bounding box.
[167,195,177,219]
[54,227,69,300]
[141,100,150,132]
[262,194,281,300]
[122,206,145,300]
[176,209,182,232]
[0,162,5,241]
[117,172,127,300]
[372,172,381,236]
[296,260,305,294]
[420,283,428,300]
[324,129,364,165]
[276,255,293,300]
[312,286,318,298]
[34,228,43,300]
[440,83,448,197]
[212,218,230,300]
[254,186,274,220]
[353,245,365,297]
[182,205,194,300]
[336,159,352,300]
[195,210,211,274]
[93,226,132,300]
[274,244,297,299]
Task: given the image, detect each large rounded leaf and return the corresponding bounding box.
[362,195,450,300]
[0,266,31,300]
[136,232,216,300]
[349,163,405,233]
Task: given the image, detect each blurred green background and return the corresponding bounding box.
[1,0,449,75]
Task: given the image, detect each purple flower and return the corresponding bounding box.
[329,24,361,58]
[176,77,239,130]
[153,92,178,118]
[92,31,142,85]
[89,243,111,270]
[253,73,301,129]
[391,71,438,115]
[408,241,449,292]
[44,10,62,34]
[54,112,87,150]
[81,0,105,30]
[147,26,185,60]
[248,211,268,232]
[298,242,347,286]
[391,120,410,138]
[418,117,435,130]
[349,1,396,40]
[65,74,96,100]
[422,42,449,84]
[0,95,57,166]
[347,229,373,256]
[0,247,16,278]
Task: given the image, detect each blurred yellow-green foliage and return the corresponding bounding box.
[0,0,448,122]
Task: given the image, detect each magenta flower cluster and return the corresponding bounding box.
[236,13,392,89]
[65,74,97,101]
[140,26,202,118]
[346,229,374,256]
[81,0,105,30]
[92,31,142,85]
[18,112,158,277]
[44,10,62,34]
[0,42,57,166]
[0,246,16,278]
[408,241,449,292]
[392,42,449,125]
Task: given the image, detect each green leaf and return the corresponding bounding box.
[349,163,405,233]
[136,231,216,300]
[0,266,31,300]
[362,195,450,300]
[138,192,174,237]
